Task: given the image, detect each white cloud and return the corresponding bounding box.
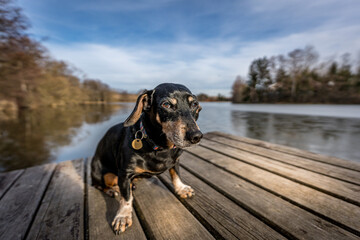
[45,23,360,96]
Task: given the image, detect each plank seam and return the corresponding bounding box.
[0,170,25,201]
[132,196,156,240]
[198,144,360,207]
[185,150,360,237]
[23,166,57,240]
[178,160,298,240]
[211,132,360,173]
[84,158,89,240]
[205,137,360,186]
[157,175,228,240]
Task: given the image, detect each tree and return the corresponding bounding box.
[0,0,45,107]
[232,76,249,103]
[248,57,272,88]
[231,45,360,104]
[197,93,209,101]
[246,57,273,102]
[287,45,318,100]
[0,0,117,108]
[0,0,28,41]
[83,79,113,102]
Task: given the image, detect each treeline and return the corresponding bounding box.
[197,93,229,102]
[0,0,122,110]
[232,46,360,103]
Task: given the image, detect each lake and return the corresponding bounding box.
[1,102,359,172]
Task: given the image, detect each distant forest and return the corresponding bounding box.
[0,0,135,113]
[231,46,360,103]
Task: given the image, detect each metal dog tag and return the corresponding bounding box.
[132,139,143,150]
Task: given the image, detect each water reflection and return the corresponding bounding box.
[1,102,359,172]
[0,104,125,171]
[195,102,360,162]
[230,111,360,162]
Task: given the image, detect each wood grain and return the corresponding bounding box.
[133,176,214,240]
[180,151,359,240]
[205,133,360,185]
[26,159,84,240]
[159,168,286,240]
[187,146,360,234]
[200,138,360,206]
[0,163,55,240]
[86,158,146,240]
[210,131,360,172]
[0,169,24,200]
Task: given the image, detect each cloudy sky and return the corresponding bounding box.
[19,0,360,96]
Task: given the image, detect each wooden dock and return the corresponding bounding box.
[0,131,359,240]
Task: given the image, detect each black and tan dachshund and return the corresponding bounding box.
[91,83,202,234]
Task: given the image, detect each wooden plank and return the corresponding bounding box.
[159,168,287,240]
[0,163,56,240]
[187,146,360,234]
[133,176,214,240]
[0,169,24,200]
[200,139,360,206]
[86,159,146,240]
[26,159,84,240]
[210,131,360,172]
[180,152,359,240]
[205,133,360,185]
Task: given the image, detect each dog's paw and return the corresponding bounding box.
[112,213,132,234]
[104,186,120,198]
[176,185,195,198]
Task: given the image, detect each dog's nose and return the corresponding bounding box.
[187,130,203,144]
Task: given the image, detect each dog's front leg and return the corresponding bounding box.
[169,162,195,198]
[112,174,133,234]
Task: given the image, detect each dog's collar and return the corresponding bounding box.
[136,121,176,151]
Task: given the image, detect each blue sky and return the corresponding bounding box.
[18,0,360,96]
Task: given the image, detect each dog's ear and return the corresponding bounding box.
[124,89,155,127]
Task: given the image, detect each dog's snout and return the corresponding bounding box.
[187,130,203,144]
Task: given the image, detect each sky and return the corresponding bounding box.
[18,0,360,96]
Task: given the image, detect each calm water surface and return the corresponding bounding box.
[1,102,359,172]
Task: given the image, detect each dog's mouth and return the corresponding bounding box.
[160,118,202,149]
[165,130,202,149]
[166,133,191,148]
[166,133,191,149]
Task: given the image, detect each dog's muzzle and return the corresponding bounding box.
[186,130,203,144]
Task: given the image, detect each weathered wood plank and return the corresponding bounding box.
[210,131,360,172]
[200,139,360,206]
[180,151,359,240]
[26,159,84,240]
[0,163,56,240]
[0,169,24,200]
[133,176,214,240]
[205,133,360,185]
[159,168,287,240]
[187,146,360,234]
[86,159,146,240]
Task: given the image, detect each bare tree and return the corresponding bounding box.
[287,45,319,100]
[232,76,248,103]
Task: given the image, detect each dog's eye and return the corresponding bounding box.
[191,101,199,108]
[162,102,171,109]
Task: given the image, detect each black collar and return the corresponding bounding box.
[133,120,176,151]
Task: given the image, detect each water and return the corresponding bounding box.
[1,102,359,172]
[198,103,360,162]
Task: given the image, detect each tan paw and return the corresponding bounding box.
[104,186,120,198]
[112,214,132,234]
[176,185,195,198]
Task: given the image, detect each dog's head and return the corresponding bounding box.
[124,83,202,148]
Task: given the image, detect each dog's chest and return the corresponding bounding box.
[140,150,180,173]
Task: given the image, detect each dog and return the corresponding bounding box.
[91,83,202,234]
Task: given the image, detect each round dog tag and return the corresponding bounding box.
[132,139,143,150]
